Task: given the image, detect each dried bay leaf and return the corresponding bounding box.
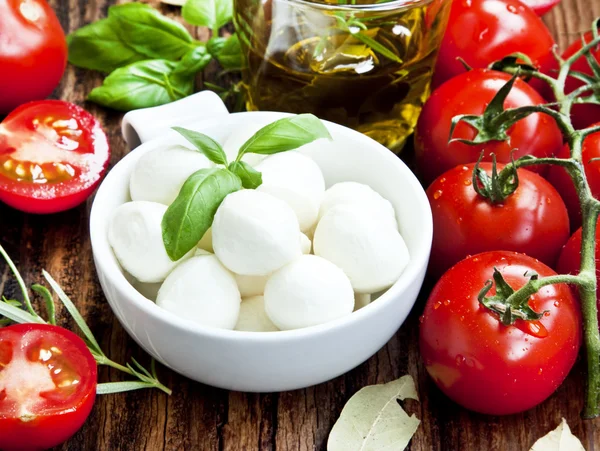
[327,375,420,451]
[530,418,585,451]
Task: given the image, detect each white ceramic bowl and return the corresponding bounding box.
[90,110,432,392]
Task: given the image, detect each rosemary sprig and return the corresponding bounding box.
[0,242,172,396]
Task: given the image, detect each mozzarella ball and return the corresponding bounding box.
[130,145,212,205]
[354,293,371,311]
[314,205,409,293]
[300,233,311,254]
[264,255,354,330]
[197,228,213,253]
[235,296,279,332]
[157,254,241,329]
[235,274,269,298]
[212,190,302,276]
[109,201,190,283]
[319,182,398,231]
[222,123,266,166]
[256,152,325,232]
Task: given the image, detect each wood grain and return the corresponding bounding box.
[0,0,599,449]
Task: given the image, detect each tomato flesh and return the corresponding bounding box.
[420,251,582,415]
[0,324,97,451]
[0,100,110,214]
[427,163,570,278]
[0,0,67,114]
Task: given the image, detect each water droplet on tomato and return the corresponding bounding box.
[456,217,463,224]
[506,4,518,12]
[440,177,446,183]
[478,29,489,42]
[461,166,469,171]
[554,301,560,307]
[444,299,451,306]
[419,315,425,323]
[434,301,442,310]
[538,368,543,375]
[463,179,472,186]
[433,189,443,199]
[455,355,466,366]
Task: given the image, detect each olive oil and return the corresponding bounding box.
[234,0,450,152]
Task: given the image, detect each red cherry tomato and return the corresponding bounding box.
[556,223,600,322]
[0,324,97,451]
[427,163,570,278]
[0,0,67,114]
[562,32,600,130]
[546,127,600,231]
[415,69,563,185]
[0,100,110,214]
[519,0,560,15]
[420,251,582,415]
[432,0,555,88]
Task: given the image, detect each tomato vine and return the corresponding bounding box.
[452,18,600,417]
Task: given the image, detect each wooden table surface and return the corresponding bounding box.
[1,0,600,449]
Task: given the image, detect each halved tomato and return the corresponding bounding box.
[0,324,97,451]
[0,100,110,214]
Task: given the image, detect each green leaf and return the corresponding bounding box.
[43,270,104,356]
[97,381,157,395]
[67,19,147,73]
[162,168,242,261]
[109,2,195,61]
[88,59,194,111]
[209,34,243,70]
[32,284,56,326]
[237,114,332,159]
[327,375,420,451]
[352,32,402,64]
[172,127,228,165]
[173,46,212,76]
[530,418,585,451]
[183,0,233,30]
[228,161,262,189]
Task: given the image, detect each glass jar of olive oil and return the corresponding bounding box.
[233,0,450,152]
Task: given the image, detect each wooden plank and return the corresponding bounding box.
[0,0,597,449]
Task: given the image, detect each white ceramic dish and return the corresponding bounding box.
[90,92,432,392]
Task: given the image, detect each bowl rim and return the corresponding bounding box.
[90,111,432,343]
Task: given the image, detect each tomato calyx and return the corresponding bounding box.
[477,268,547,325]
[449,72,535,145]
[472,153,519,203]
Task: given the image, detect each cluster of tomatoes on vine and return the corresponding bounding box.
[415,0,600,418]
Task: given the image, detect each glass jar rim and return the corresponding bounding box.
[281,0,434,11]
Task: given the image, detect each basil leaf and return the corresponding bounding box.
[209,34,243,70]
[173,46,212,76]
[237,114,332,158]
[228,161,262,189]
[172,127,228,165]
[183,0,233,31]
[67,19,147,73]
[207,36,226,56]
[109,2,196,60]
[88,60,193,111]
[162,168,242,260]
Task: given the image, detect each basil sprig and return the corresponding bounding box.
[88,60,195,111]
[163,114,332,260]
[183,0,233,34]
[67,1,240,111]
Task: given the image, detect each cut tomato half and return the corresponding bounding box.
[0,324,97,451]
[0,100,110,214]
